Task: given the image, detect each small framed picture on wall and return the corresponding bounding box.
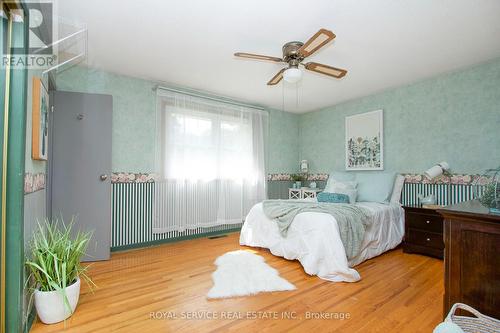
[345,109,384,171]
[32,77,49,161]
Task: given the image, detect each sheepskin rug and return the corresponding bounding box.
[207,250,296,299]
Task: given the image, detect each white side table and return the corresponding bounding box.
[303,188,322,199]
[288,188,322,200]
[288,188,302,199]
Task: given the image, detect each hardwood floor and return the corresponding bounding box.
[31,233,443,333]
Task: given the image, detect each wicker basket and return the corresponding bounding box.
[445,303,500,333]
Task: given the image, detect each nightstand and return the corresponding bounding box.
[403,205,444,259]
[288,188,322,200]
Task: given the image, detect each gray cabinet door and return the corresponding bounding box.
[50,91,112,261]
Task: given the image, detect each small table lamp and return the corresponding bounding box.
[300,160,309,187]
[300,160,309,173]
[424,162,452,206]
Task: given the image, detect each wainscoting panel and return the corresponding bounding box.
[111,174,488,250]
[401,173,489,206]
[401,183,485,206]
[267,181,294,199]
[268,181,485,205]
[111,183,242,250]
[267,180,327,199]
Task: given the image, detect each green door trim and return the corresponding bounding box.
[0,10,13,333]
[2,3,29,332]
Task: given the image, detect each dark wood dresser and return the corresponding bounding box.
[403,205,444,259]
[438,200,500,319]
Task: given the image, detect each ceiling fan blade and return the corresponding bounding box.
[234,52,283,63]
[298,29,336,58]
[267,68,286,85]
[304,62,347,78]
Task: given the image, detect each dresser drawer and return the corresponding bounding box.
[407,213,443,233]
[408,229,444,249]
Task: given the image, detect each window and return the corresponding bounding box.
[153,89,268,232]
[164,108,254,181]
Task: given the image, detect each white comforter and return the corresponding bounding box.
[239,201,404,282]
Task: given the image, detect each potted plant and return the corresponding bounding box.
[290,173,306,188]
[474,166,500,214]
[26,219,95,324]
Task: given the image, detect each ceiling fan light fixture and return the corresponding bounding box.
[235,28,347,85]
[283,67,302,83]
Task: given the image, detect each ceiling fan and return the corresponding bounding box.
[234,28,347,85]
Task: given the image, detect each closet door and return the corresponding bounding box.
[50,91,112,261]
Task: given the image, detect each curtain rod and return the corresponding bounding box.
[155,85,266,112]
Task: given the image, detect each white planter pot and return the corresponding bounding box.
[34,277,80,324]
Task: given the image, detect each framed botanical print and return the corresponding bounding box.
[345,110,383,170]
[32,77,49,160]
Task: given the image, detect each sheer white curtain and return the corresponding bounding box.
[153,88,268,233]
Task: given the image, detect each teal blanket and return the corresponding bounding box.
[262,200,371,259]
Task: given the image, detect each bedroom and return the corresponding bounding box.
[1,0,499,332]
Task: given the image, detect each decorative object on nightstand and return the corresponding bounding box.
[424,161,451,206]
[288,187,322,200]
[418,193,436,206]
[403,205,444,259]
[290,173,305,189]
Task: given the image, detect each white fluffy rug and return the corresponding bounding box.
[207,250,296,299]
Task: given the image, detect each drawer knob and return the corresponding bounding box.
[426,238,431,242]
[426,220,430,224]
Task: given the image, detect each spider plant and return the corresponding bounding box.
[25,218,95,312]
[290,173,306,182]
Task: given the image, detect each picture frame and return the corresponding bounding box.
[345,109,383,171]
[32,77,49,161]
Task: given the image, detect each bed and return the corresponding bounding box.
[239,172,406,282]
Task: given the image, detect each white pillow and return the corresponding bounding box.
[324,179,357,193]
[356,172,396,203]
[390,174,405,204]
[324,178,358,204]
[329,183,358,204]
[325,171,356,189]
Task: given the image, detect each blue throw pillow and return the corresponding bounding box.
[317,192,350,203]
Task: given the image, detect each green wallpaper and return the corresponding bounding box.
[56,58,500,176]
[56,66,301,173]
[300,58,500,174]
[268,108,300,173]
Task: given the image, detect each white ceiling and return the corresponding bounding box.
[56,0,500,113]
